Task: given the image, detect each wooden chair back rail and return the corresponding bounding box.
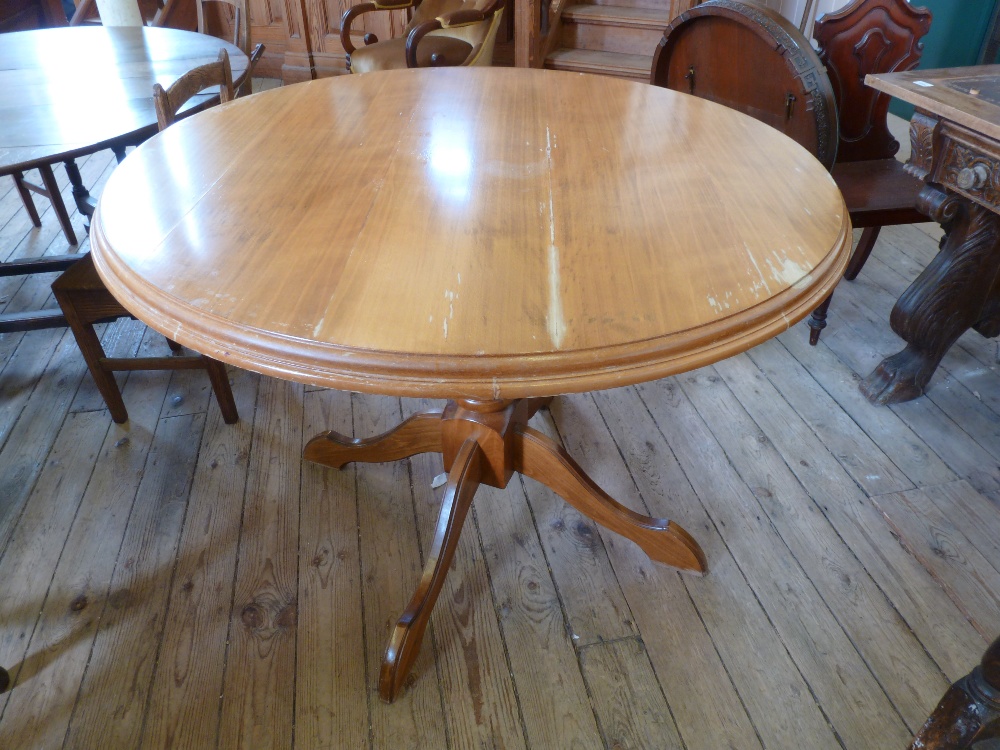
[52,47,239,425]
[650,0,838,171]
[153,49,235,129]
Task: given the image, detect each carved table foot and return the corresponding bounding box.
[910,636,1000,749]
[303,396,706,702]
[860,346,940,405]
[861,186,1000,405]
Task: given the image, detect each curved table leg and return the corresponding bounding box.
[380,438,482,702]
[909,636,1000,748]
[861,186,1000,405]
[513,424,707,572]
[303,409,444,468]
[304,397,705,702]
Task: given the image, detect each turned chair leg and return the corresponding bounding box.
[808,225,884,345]
[844,225,881,281]
[808,292,833,345]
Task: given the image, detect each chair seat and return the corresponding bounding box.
[349,34,473,73]
[51,252,125,321]
[832,158,927,227]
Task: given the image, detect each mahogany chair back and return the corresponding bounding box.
[52,48,240,426]
[650,0,838,171]
[816,0,931,163]
[805,0,932,344]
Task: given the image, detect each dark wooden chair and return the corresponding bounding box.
[806,0,932,344]
[650,0,838,171]
[341,0,504,73]
[52,49,239,425]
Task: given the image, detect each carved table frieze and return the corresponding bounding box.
[933,122,1000,212]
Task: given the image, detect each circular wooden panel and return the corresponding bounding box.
[0,26,249,172]
[92,67,851,399]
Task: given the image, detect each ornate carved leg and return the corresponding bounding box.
[910,636,1000,748]
[303,409,444,468]
[380,438,482,702]
[513,424,707,572]
[861,186,1000,405]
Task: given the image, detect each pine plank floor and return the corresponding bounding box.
[0,109,997,749]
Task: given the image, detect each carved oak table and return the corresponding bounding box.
[861,66,1000,404]
[0,26,247,333]
[88,67,850,702]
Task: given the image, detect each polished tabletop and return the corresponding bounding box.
[0,26,248,173]
[91,67,851,400]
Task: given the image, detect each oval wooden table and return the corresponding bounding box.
[89,67,852,702]
[0,26,247,332]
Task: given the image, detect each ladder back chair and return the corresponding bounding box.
[650,0,838,171]
[806,0,932,344]
[52,49,239,425]
[341,0,504,73]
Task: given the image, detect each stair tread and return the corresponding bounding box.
[545,48,653,76]
[563,4,672,26]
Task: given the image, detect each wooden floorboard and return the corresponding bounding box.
[1,114,997,749]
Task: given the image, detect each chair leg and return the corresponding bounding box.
[53,288,130,423]
[808,292,833,345]
[204,358,239,424]
[37,164,78,246]
[844,226,881,281]
[12,173,42,227]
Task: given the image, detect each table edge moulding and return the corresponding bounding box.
[89,67,852,702]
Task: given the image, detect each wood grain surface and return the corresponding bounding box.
[92,67,850,399]
[0,26,248,173]
[1,142,998,747]
[867,65,1000,144]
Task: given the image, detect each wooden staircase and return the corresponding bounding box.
[543,0,690,81]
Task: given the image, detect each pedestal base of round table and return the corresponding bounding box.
[303,397,707,703]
